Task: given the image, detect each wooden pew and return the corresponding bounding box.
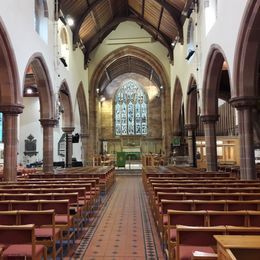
[0,224,47,260]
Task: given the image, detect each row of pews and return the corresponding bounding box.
[143,166,260,260]
[0,165,115,259]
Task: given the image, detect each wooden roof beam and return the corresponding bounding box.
[153,0,183,43]
[105,68,112,82]
[181,0,195,24]
[73,0,104,47]
[142,0,145,17]
[83,15,174,67]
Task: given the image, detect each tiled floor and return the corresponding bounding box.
[74,175,164,259]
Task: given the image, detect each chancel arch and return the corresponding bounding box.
[89,46,171,161]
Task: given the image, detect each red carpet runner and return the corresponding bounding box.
[72,175,164,259]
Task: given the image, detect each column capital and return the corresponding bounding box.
[0,104,24,114]
[200,114,219,123]
[39,118,57,127]
[229,96,259,109]
[62,127,75,134]
[185,124,196,130]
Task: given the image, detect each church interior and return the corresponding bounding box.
[0,0,260,259]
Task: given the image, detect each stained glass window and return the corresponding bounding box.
[115,80,148,136]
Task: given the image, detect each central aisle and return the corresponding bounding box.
[74,175,164,259]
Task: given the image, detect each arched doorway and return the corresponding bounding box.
[0,20,23,181]
[231,0,260,179]
[22,54,55,173]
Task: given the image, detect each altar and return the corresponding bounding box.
[116,147,141,167]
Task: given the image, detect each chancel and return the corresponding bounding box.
[0,0,260,259]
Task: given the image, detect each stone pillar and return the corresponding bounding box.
[39,119,56,174]
[0,105,23,181]
[201,115,218,172]
[80,133,88,166]
[230,97,258,179]
[62,127,75,168]
[1,105,23,182]
[185,124,197,167]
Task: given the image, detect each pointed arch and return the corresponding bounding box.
[23,53,54,119]
[172,77,183,135]
[202,45,230,116]
[186,75,197,126]
[233,0,260,98]
[76,82,88,134]
[0,18,22,108]
[59,80,73,128]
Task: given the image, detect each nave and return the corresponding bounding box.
[73,175,164,259]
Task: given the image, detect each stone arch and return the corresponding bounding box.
[0,18,22,108]
[172,77,183,135]
[59,80,73,128]
[230,1,260,179]
[89,45,171,158]
[23,53,55,173]
[202,45,230,116]
[76,82,88,135]
[186,75,198,126]
[23,53,54,119]
[233,0,260,98]
[76,82,88,166]
[90,46,169,90]
[0,19,23,181]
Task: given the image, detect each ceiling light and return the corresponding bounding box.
[26,88,33,94]
[67,17,74,26]
[100,96,106,102]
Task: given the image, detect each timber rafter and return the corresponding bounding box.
[83,15,173,68]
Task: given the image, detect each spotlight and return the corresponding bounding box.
[67,17,74,26]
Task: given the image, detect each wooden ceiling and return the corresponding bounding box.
[58,0,194,66]
[98,55,162,92]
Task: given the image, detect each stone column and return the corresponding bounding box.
[230,97,258,179]
[201,115,219,172]
[62,127,75,168]
[185,124,197,167]
[1,105,23,182]
[39,119,57,174]
[80,133,88,166]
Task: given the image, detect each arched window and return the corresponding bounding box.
[115,80,148,136]
[59,27,69,67]
[205,0,218,35]
[186,18,195,61]
[35,0,49,43]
